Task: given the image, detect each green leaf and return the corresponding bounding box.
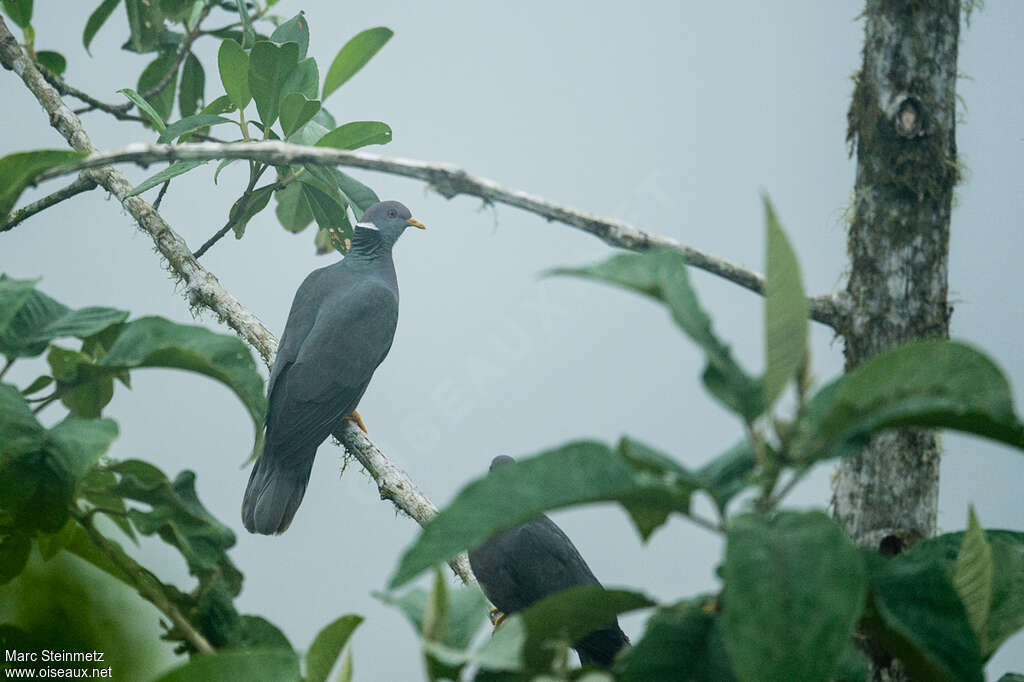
[218,39,250,109]
[904,529,1024,659]
[83,0,122,54]
[721,511,866,682]
[997,675,1024,682]
[249,40,300,127]
[762,196,808,409]
[21,375,52,395]
[389,441,690,588]
[0,383,45,456]
[279,93,320,138]
[201,94,235,117]
[0,533,31,585]
[550,250,763,419]
[46,416,118,483]
[157,114,232,144]
[57,520,132,585]
[832,643,869,682]
[137,51,179,122]
[305,615,363,682]
[791,340,1024,463]
[0,277,128,359]
[228,185,275,239]
[234,0,254,49]
[695,440,756,514]
[302,183,352,250]
[178,52,205,118]
[2,0,32,27]
[280,57,318,103]
[124,0,164,53]
[316,121,393,150]
[863,551,983,682]
[0,150,86,222]
[323,27,393,99]
[330,169,378,216]
[270,12,309,59]
[153,649,300,682]
[128,159,208,196]
[112,460,242,591]
[336,651,353,682]
[617,600,737,682]
[274,181,314,232]
[117,87,166,132]
[100,316,267,438]
[953,507,993,653]
[35,50,67,77]
[0,276,38,337]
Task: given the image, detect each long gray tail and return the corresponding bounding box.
[241,449,315,535]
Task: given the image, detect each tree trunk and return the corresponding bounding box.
[834,1,960,679]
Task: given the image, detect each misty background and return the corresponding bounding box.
[2,1,1022,679]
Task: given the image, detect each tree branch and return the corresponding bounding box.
[70,505,215,654]
[0,15,476,585]
[33,142,842,328]
[2,174,97,232]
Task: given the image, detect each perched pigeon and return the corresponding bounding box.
[242,200,425,535]
[468,455,629,667]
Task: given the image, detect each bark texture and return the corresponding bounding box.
[834,1,961,679]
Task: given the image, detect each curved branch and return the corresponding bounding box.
[35,142,841,328]
[0,15,474,585]
[2,174,97,232]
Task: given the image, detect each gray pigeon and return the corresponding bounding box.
[242,200,425,535]
[468,455,630,668]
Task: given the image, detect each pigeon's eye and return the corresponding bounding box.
[387,209,397,218]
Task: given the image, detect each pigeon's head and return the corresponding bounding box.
[355,200,425,246]
[489,455,515,471]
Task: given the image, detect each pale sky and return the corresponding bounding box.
[3,2,1022,679]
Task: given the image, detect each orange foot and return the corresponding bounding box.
[490,607,507,630]
[344,410,368,434]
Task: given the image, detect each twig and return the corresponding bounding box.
[0,358,12,381]
[152,179,171,210]
[70,505,215,654]
[32,142,841,328]
[0,15,476,585]
[38,67,149,124]
[193,163,268,258]
[2,175,98,232]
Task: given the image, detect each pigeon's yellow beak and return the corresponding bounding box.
[406,217,426,230]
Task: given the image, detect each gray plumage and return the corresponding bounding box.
[468,455,629,668]
[242,200,425,535]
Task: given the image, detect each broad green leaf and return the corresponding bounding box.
[234,0,254,49]
[997,675,1024,682]
[137,51,179,122]
[302,183,352,250]
[83,0,121,53]
[279,93,320,137]
[229,185,275,238]
[79,467,137,542]
[953,507,993,653]
[270,12,309,58]
[336,651,353,682]
[280,57,318,102]
[200,93,235,117]
[157,114,232,144]
[274,181,314,232]
[721,511,866,682]
[237,615,294,651]
[863,551,982,682]
[2,0,32,27]
[550,251,763,419]
[696,440,756,514]
[218,39,250,109]
[832,643,869,682]
[35,50,66,77]
[323,27,393,99]
[305,614,363,682]
[112,460,242,592]
[178,52,205,117]
[100,316,266,436]
[0,533,31,585]
[21,374,52,395]
[128,159,208,196]
[124,0,163,53]
[389,441,691,588]
[159,0,192,21]
[617,600,737,682]
[0,276,37,337]
[287,117,329,146]
[118,87,166,132]
[762,196,808,409]
[791,340,1024,463]
[52,518,131,585]
[0,150,86,221]
[330,169,378,216]
[0,382,45,456]
[46,416,118,483]
[249,40,300,127]
[0,277,128,359]
[153,649,300,682]
[904,529,1024,658]
[316,121,393,150]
